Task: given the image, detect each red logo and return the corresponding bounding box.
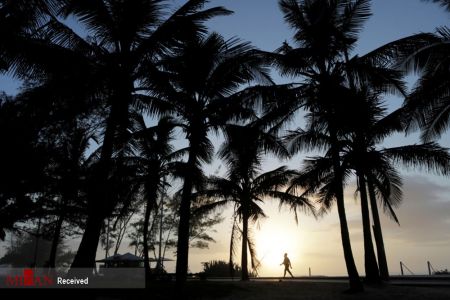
[5,269,54,287]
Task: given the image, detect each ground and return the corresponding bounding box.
[174,281,450,300]
[4,281,450,299]
[190,281,450,300]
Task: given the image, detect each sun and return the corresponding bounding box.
[254,225,301,275]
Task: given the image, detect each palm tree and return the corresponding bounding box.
[47,122,92,268]
[0,89,93,263]
[2,0,233,269]
[268,0,381,290]
[146,32,274,283]
[357,1,450,141]
[287,88,450,281]
[66,0,234,271]
[340,87,450,282]
[130,115,184,280]
[196,123,315,280]
[271,0,428,287]
[402,27,450,141]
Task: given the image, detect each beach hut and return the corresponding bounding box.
[96,252,144,268]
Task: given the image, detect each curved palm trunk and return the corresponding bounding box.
[70,156,114,269]
[357,172,380,283]
[70,96,123,270]
[330,131,363,291]
[143,184,158,283]
[367,178,389,281]
[175,148,197,284]
[241,208,249,281]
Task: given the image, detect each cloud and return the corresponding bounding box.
[322,175,450,246]
[379,175,450,247]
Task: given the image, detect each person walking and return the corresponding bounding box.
[280,253,294,278]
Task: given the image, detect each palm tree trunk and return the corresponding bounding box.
[49,191,70,269]
[241,208,249,281]
[329,131,363,291]
[48,214,64,268]
[105,218,110,259]
[175,148,197,284]
[357,172,380,283]
[70,103,118,270]
[367,178,389,281]
[143,184,158,283]
[335,187,363,291]
[70,210,105,269]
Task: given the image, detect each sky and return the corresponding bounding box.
[182,0,450,277]
[1,0,449,277]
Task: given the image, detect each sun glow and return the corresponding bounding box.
[254,224,302,277]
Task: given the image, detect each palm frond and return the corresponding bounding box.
[229,215,241,277]
[338,0,372,44]
[383,143,450,175]
[268,190,317,222]
[246,227,260,274]
[252,166,293,193]
[422,0,450,13]
[284,128,331,154]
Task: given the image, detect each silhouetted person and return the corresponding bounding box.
[280,253,294,278]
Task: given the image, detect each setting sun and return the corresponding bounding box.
[254,221,303,276]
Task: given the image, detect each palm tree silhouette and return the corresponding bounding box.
[2,0,232,270]
[403,28,450,141]
[268,0,379,290]
[0,89,93,264]
[195,123,315,280]
[1,0,448,291]
[287,85,450,282]
[129,115,183,281]
[148,32,273,283]
[339,86,450,282]
[47,122,92,268]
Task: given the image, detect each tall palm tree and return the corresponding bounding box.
[0,88,93,261]
[268,0,380,290]
[130,115,184,281]
[66,0,233,271]
[196,124,315,280]
[1,0,232,269]
[47,122,92,268]
[340,87,450,281]
[271,0,425,287]
[147,32,274,283]
[287,88,450,281]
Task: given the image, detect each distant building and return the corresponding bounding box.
[96,253,144,268]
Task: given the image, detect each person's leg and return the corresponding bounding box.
[283,268,287,278]
[288,269,294,278]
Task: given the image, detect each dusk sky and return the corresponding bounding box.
[186,0,450,277]
[1,0,449,277]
